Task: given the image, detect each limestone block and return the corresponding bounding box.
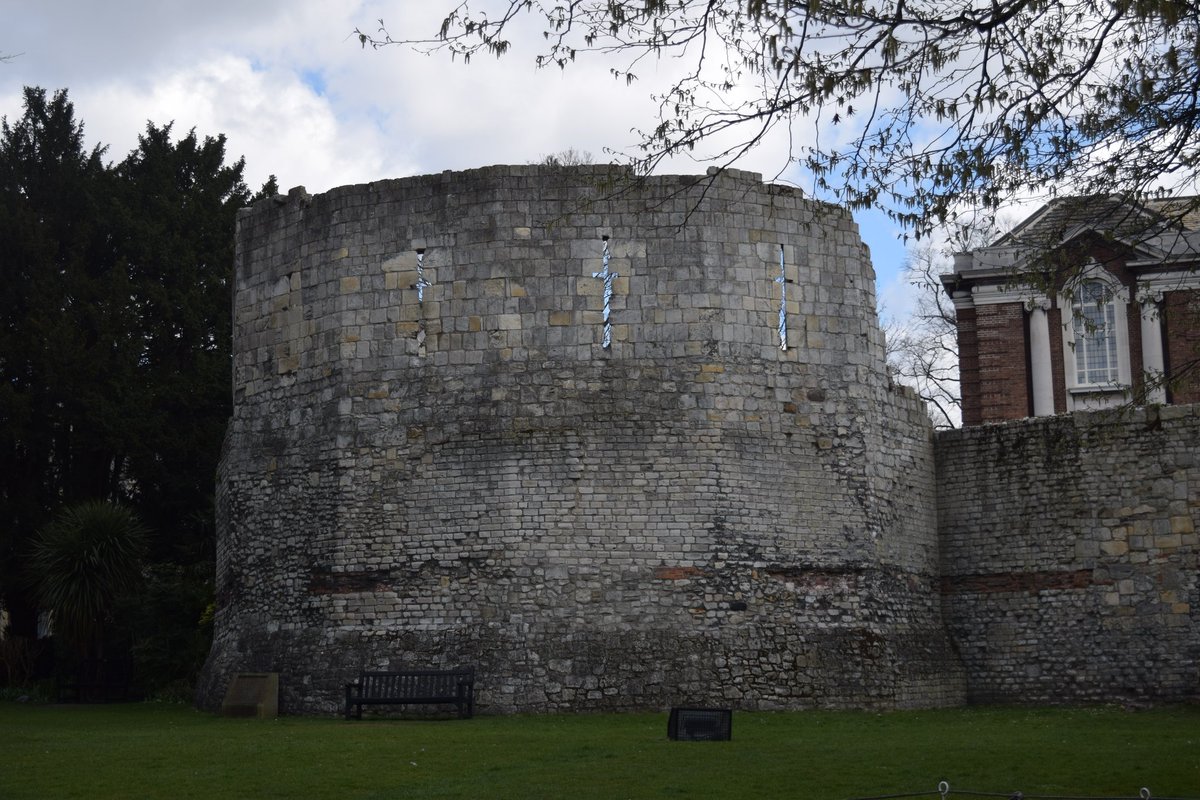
[612,240,646,259]
[1100,540,1129,556]
[208,166,966,718]
[577,278,604,296]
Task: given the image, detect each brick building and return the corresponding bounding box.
[942,197,1200,426]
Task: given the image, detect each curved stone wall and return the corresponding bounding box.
[197,165,964,714]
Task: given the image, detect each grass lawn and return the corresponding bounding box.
[1,702,1197,799]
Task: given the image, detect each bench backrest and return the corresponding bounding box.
[359,669,472,699]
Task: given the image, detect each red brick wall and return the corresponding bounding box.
[957,240,1198,425]
[956,306,982,426]
[1164,289,1200,404]
[1128,297,1145,395]
[1050,305,1068,413]
[974,303,1029,423]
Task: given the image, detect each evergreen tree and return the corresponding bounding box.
[28,501,148,658]
[109,123,250,564]
[0,89,255,689]
[0,88,118,637]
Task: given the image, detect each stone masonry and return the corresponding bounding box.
[197,165,1200,714]
[196,165,966,714]
[938,405,1200,704]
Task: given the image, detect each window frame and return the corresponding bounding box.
[1058,263,1131,408]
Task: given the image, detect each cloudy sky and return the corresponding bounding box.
[1,1,919,315]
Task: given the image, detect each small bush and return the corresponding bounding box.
[0,682,50,704]
[28,501,148,655]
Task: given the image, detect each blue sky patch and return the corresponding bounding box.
[300,68,326,96]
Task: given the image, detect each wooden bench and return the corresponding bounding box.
[344,667,475,719]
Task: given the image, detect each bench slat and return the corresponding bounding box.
[346,668,475,719]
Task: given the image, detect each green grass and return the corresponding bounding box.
[1,703,1197,799]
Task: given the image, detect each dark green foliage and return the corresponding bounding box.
[0,88,117,638]
[28,501,147,655]
[0,87,256,692]
[116,562,213,698]
[106,122,250,564]
[0,635,46,687]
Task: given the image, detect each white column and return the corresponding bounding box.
[1026,297,1055,417]
[1137,288,1167,404]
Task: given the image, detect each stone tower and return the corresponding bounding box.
[197,165,965,714]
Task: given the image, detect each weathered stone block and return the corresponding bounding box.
[200,165,961,717]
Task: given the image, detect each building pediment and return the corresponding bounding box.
[943,194,1200,426]
[953,195,1200,278]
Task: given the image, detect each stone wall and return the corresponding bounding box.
[196,165,965,714]
[937,405,1200,703]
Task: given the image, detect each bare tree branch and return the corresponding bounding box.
[357,1,1200,237]
[883,217,1008,426]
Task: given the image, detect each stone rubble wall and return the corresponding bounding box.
[937,405,1200,703]
[196,165,964,714]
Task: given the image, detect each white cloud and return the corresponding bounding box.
[877,268,919,326]
[0,0,904,283]
[60,56,391,193]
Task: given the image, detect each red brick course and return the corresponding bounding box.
[941,569,1094,594]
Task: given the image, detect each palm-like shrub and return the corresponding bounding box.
[29,501,148,656]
